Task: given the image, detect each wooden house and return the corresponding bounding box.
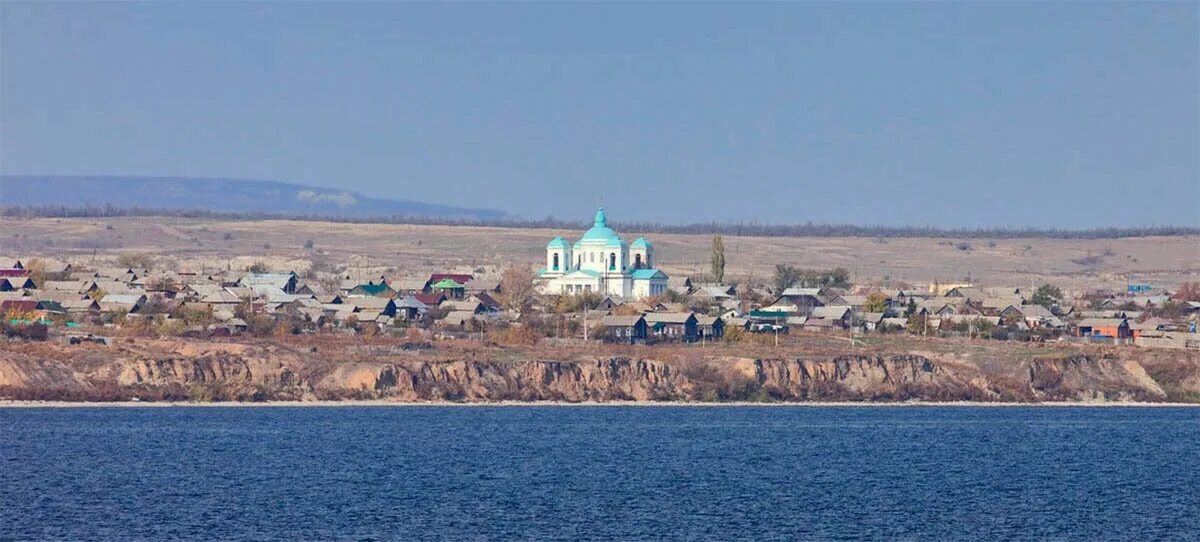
[1077,317,1132,339]
[695,314,725,340]
[644,312,699,342]
[600,314,648,344]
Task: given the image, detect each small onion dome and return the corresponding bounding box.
[631,236,652,249]
[581,207,621,242]
[547,236,569,249]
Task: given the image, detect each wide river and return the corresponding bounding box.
[2,405,1197,540]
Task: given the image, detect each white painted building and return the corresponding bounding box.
[538,208,669,299]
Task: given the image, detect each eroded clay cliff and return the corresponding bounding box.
[0,338,1196,403]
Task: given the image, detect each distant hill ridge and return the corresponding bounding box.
[1,175,1195,239]
[0,175,506,220]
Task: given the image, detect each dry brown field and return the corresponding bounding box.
[3,216,1197,291]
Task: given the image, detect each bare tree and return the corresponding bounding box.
[498,264,537,312]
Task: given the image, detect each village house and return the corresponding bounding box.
[388,278,431,296]
[667,276,693,295]
[691,285,736,303]
[0,291,30,302]
[1,299,53,320]
[469,292,502,312]
[809,306,853,329]
[599,314,648,344]
[859,312,886,331]
[347,280,394,298]
[440,298,487,314]
[828,294,869,311]
[644,312,698,342]
[439,310,482,329]
[0,267,28,278]
[239,272,298,294]
[344,297,397,318]
[464,277,501,295]
[767,288,825,316]
[430,278,467,299]
[98,293,147,314]
[1077,317,1132,340]
[393,296,428,321]
[594,296,620,311]
[695,314,725,340]
[0,276,37,291]
[60,298,101,315]
[413,292,448,306]
[999,304,1064,329]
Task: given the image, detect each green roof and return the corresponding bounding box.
[431,278,465,289]
[547,236,569,248]
[353,283,391,295]
[631,236,652,248]
[631,269,665,280]
[579,207,621,243]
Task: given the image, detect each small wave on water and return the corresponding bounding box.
[1,406,1197,541]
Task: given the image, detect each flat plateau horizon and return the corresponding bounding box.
[4,216,1198,290]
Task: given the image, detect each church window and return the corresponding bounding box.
[634,254,642,269]
[609,253,616,271]
[552,253,559,271]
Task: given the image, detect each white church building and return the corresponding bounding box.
[537,208,669,299]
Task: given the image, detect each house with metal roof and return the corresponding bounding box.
[643,312,699,342]
[599,314,648,343]
[430,278,466,299]
[1076,317,1132,339]
[766,288,825,316]
[98,294,147,314]
[0,276,36,291]
[695,314,725,340]
[439,310,482,329]
[387,277,431,295]
[537,208,669,299]
[809,306,853,328]
[347,281,394,298]
[428,273,474,287]
[238,272,298,294]
[393,295,429,321]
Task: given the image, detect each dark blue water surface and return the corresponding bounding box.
[2,406,1198,541]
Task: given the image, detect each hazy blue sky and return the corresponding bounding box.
[2,2,1197,227]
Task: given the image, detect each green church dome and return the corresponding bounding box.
[580,207,621,243]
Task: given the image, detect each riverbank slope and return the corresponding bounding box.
[2,336,1197,404]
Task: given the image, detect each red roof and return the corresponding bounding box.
[413,293,447,305]
[1,300,40,312]
[473,291,501,309]
[0,269,29,278]
[428,273,473,285]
